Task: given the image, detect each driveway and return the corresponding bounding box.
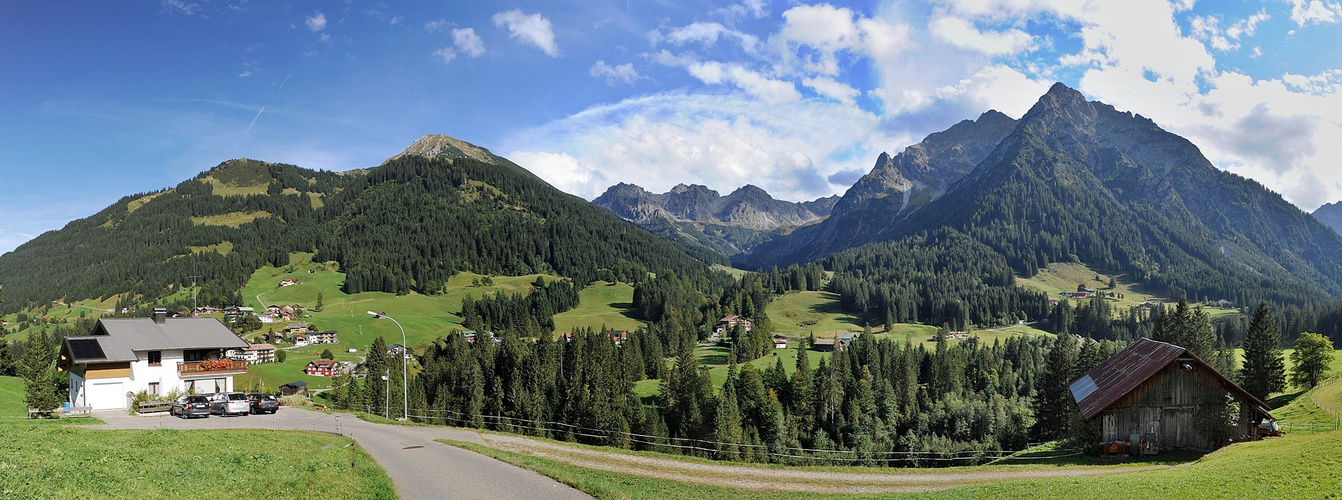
[92,408,590,500]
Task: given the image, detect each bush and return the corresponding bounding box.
[276,350,288,363]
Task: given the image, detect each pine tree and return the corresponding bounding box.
[1240,302,1285,401]
[1032,333,1078,441]
[23,332,60,414]
[314,291,324,312]
[714,364,743,457]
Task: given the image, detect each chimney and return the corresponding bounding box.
[153,308,168,325]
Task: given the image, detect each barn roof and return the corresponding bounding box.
[1069,337,1271,420]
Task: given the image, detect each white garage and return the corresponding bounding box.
[88,381,126,410]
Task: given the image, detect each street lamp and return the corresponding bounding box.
[368,311,408,421]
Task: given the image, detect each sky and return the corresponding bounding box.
[3,1,1342,255]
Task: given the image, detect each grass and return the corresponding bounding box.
[0,419,396,498]
[552,281,643,333]
[1,376,26,417]
[202,176,270,196]
[444,439,816,500]
[765,291,865,336]
[190,210,271,227]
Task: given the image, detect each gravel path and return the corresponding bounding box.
[478,433,1172,494]
[91,408,590,500]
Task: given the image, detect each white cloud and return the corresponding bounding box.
[1288,0,1342,25]
[655,22,761,52]
[590,61,642,85]
[1191,9,1271,52]
[492,9,560,57]
[802,76,859,104]
[503,92,889,202]
[161,0,199,15]
[929,16,1034,55]
[424,19,448,33]
[305,12,327,32]
[238,71,252,78]
[687,61,802,104]
[433,47,456,64]
[453,28,486,57]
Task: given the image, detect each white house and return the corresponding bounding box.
[58,308,249,411]
[226,343,276,364]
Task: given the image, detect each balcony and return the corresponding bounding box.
[179,359,248,377]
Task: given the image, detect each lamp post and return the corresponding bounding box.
[368,311,408,421]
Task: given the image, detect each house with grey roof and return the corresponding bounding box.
[58,308,249,411]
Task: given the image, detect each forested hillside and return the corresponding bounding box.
[0,136,718,314]
[750,83,1342,312]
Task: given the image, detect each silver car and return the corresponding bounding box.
[209,391,251,416]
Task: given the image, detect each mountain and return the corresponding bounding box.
[1314,202,1342,236]
[751,110,1017,264]
[0,134,717,314]
[592,182,838,256]
[755,83,1342,306]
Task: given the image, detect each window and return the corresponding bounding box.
[148,382,160,396]
[148,351,162,366]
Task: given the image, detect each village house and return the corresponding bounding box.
[279,381,308,396]
[278,278,298,287]
[715,315,753,335]
[57,308,249,411]
[226,343,276,364]
[774,338,788,349]
[304,330,338,345]
[283,323,310,335]
[1070,338,1272,453]
[304,359,338,377]
[835,333,857,351]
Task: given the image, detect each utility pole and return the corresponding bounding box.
[187,275,202,311]
[383,369,390,419]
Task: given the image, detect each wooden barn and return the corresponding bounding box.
[1069,338,1272,452]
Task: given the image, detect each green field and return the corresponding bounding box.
[765,290,866,336]
[1,375,26,417]
[552,281,643,333]
[0,419,395,498]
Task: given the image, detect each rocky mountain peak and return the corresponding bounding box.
[385,134,495,164]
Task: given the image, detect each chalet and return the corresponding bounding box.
[304,330,338,345]
[774,338,788,349]
[278,278,298,287]
[227,343,276,364]
[284,323,311,335]
[610,330,629,345]
[257,312,280,324]
[305,359,338,377]
[812,338,836,352]
[57,308,249,411]
[1070,338,1271,452]
[222,306,254,323]
[279,381,308,396]
[715,315,753,335]
[266,305,283,314]
[835,333,857,351]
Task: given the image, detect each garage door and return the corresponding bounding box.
[88,382,125,410]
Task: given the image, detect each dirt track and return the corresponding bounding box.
[478,434,1171,494]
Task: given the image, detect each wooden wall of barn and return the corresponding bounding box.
[1098,357,1261,451]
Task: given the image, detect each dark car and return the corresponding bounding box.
[171,395,211,419]
[248,393,279,414]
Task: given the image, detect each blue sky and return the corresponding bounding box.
[3,1,1342,254]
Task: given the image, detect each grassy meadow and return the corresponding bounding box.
[0,418,395,498]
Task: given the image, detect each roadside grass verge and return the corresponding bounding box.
[442,425,1340,500]
[443,439,826,500]
[0,419,396,498]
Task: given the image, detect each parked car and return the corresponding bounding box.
[248,393,279,414]
[210,391,251,416]
[171,395,211,419]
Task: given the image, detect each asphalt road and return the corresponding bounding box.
[92,408,591,500]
